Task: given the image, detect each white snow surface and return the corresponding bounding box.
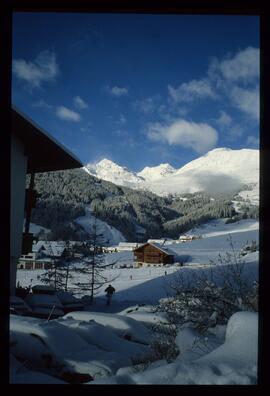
[17,220,259,304]
[85,159,145,189]
[23,221,51,236]
[237,184,259,205]
[10,355,67,384]
[75,205,126,246]
[13,219,259,384]
[185,218,259,239]
[90,312,258,385]
[137,163,177,181]
[197,311,258,370]
[63,311,152,345]
[83,148,259,196]
[10,314,132,379]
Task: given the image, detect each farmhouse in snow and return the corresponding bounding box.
[133,242,175,267]
[17,241,69,270]
[17,252,51,270]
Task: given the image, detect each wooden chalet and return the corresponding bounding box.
[133,242,175,267]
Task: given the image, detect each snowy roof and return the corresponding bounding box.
[33,241,66,257]
[135,242,176,256]
[149,243,176,256]
[118,242,142,247]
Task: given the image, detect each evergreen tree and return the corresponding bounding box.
[72,211,117,303]
[39,242,67,291]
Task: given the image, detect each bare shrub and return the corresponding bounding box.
[157,235,258,334]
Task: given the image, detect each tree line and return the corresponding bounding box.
[28,169,258,242]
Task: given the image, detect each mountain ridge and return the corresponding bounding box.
[85,148,259,196]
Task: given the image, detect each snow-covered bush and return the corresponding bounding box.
[150,322,179,363]
[157,237,258,334]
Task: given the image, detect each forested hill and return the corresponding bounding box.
[29,168,258,242]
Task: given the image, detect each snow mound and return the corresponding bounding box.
[10,355,67,384]
[63,311,152,345]
[10,315,130,379]
[197,311,258,369]
[118,307,169,328]
[57,317,152,361]
[90,311,258,385]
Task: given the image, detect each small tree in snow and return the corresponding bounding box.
[39,242,67,291]
[72,215,117,303]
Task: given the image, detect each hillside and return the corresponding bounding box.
[30,169,178,242]
[30,166,258,243]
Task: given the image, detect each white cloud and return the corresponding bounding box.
[105,86,128,96]
[246,135,259,147]
[168,78,217,103]
[216,111,232,127]
[32,99,52,109]
[119,114,127,124]
[147,119,218,154]
[134,97,155,114]
[230,86,259,120]
[56,106,81,122]
[73,96,88,109]
[12,50,59,88]
[209,47,259,84]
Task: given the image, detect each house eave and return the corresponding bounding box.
[12,106,83,174]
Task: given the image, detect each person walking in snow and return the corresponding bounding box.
[105,284,115,306]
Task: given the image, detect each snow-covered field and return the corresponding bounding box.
[12,219,259,384]
[17,219,259,305]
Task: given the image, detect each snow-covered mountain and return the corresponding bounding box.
[147,148,259,196]
[85,159,145,189]
[137,163,177,182]
[84,148,259,197]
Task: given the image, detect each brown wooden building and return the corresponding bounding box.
[133,243,175,267]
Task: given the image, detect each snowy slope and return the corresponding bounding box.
[147,148,259,196]
[186,218,259,238]
[84,148,259,197]
[23,221,51,237]
[75,206,126,246]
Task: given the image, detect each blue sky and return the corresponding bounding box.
[12,13,259,171]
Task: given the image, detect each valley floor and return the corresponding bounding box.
[11,219,259,384]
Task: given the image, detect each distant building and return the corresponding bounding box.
[17,253,52,270]
[147,238,174,245]
[11,107,82,294]
[179,234,200,242]
[117,242,144,252]
[102,246,118,253]
[32,240,68,258]
[133,242,175,267]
